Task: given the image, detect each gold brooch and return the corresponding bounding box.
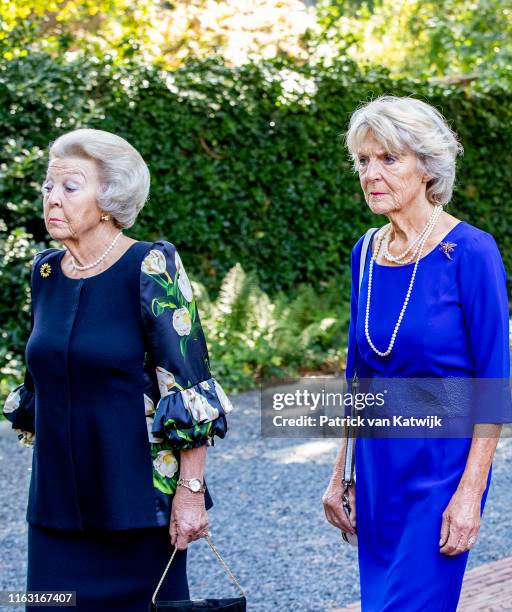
[39,263,52,278]
[439,241,457,260]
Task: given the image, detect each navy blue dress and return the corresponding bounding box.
[346,221,511,611]
[3,240,232,611]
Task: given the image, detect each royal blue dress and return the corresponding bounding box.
[346,221,511,611]
[3,240,232,611]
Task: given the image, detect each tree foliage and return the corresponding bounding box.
[1,0,315,68]
[1,53,511,395]
[2,53,511,293]
[2,0,511,85]
[313,0,512,87]
[1,2,511,394]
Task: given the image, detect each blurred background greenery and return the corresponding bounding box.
[1,0,511,397]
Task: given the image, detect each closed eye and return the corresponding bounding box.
[41,182,78,194]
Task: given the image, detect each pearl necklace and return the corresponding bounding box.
[70,231,123,271]
[365,208,441,357]
[382,205,443,264]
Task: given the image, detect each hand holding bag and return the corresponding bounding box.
[341,228,378,546]
[151,535,246,611]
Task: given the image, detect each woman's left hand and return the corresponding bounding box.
[169,486,209,550]
[439,485,482,556]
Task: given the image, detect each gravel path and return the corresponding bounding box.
[1,390,511,611]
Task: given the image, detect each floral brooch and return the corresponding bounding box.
[439,241,457,260]
[39,263,52,278]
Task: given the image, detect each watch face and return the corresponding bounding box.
[189,479,201,492]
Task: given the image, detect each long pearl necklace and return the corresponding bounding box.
[70,231,123,271]
[365,207,442,357]
[382,205,442,264]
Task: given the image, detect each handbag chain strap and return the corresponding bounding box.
[204,535,245,596]
[151,535,246,604]
[343,227,378,487]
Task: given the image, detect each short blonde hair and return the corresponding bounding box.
[49,128,150,229]
[345,95,463,206]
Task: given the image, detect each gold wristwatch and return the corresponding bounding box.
[177,478,205,493]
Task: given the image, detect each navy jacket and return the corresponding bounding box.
[3,240,231,530]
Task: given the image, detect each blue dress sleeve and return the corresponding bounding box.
[345,234,373,383]
[345,244,360,382]
[459,232,511,423]
[2,253,41,446]
[140,241,232,450]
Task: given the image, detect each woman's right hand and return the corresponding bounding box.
[170,486,209,550]
[322,478,356,535]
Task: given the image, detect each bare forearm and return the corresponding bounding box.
[459,424,501,495]
[331,438,349,481]
[179,445,207,479]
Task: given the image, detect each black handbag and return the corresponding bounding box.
[151,536,246,611]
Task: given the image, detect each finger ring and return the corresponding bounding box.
[468,536,476,546]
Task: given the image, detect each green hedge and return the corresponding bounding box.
[1,53,511,394]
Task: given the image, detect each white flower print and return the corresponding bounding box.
[153,450,178,478]
[214,379,234,413]
[141,249,167,275]
[174,251,193,302]
[155,367,176,397]
[146,416,164,444]
[144,393,155,416]
[172,307,192,336]
[182,387,219,422]
[4,388,21,414]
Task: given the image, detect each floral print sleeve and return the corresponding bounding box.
[2,253,43,447]
[3,376,36,447]
[140,241,232,457]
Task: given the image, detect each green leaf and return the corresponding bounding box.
[176,429,193,442]
[153,472,176,495]
[147,274,169,292]
[189,299,197,322]
[179,335,188,358]
[151,298,178,316]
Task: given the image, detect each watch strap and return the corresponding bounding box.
[177,477,205,493]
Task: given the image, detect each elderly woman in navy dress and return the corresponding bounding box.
[3,128,233,611]
[322,96,510,610]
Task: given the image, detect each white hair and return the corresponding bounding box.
[49,128,150,229]
[345,95,463,206]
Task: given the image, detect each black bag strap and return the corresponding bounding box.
[343,227,379,485]
[151,536,246,605]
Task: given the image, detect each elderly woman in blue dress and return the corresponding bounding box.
[3,128,233,611]
[322,96,510,610]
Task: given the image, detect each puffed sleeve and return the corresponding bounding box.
[3,374,35,446]
[2,254,40,446]
[140,240,232,450]
[459,231,512,423]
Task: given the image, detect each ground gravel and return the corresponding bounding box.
[1,390,511,611]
